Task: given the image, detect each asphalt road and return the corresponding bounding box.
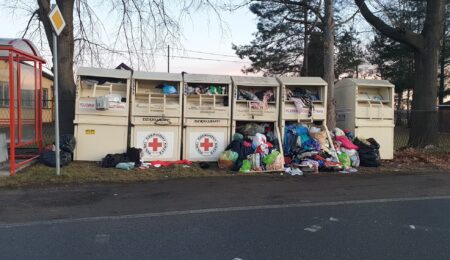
[1,172,450,259]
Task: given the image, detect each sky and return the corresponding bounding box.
[0,2,257,75]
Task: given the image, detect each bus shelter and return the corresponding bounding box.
[0,38,44,176]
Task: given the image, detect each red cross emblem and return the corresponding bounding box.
[200,137,214,151]
[148,137,163,152]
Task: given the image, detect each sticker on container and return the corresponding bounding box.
[189,132,225,159]
[137,132,174,159]
[195,134,218,156]
[85,129,95,135]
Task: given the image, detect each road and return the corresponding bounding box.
[1,172,450,259]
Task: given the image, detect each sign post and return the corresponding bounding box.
[48,4,66,176]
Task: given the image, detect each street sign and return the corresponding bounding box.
[48,5,66,36]
[49,2,64,175]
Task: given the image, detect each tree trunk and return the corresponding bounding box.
[303,7,309,76]
[57,0,75,135]
[439,19,446,105]
[395,89,402,126]
[408,48,439,147]
[38,0,76,135]
[323,0,336,129]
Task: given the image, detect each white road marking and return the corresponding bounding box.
[1,195,450,229]
[95,234,110,244]
[304,225,322,232]
[329,217,339,222]
[409,225,416,230]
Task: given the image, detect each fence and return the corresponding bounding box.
[394,109,450,150]
[4,99,450,153]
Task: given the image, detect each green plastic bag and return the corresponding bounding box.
[239,160,251,173]
[263,151,280,165]
[338,152,351,168]
[219,150,238,162]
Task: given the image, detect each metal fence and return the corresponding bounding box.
[5,99,450,152]
[394,109,450,150]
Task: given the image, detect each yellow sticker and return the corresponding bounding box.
[85,129,95,135]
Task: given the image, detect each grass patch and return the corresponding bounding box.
[0,161,237,189]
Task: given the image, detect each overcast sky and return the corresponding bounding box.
[0,2,257,75]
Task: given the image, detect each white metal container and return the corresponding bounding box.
[335,78,395,160]
[182,74,232,161]
[277,77,328,140]
[130,71,183,161]
[231,76,283,154]
[74,67,131,161]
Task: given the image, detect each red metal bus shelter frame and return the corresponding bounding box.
[0,43,45,176]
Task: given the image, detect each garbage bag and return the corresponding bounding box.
[353,137,380,167]
[249,153,263,171]
[239,160,251,173]
[218,150,239,169]
[116,162,135,170]
[101,153,128,168]
[266,153,284,171]
[252,133,267,150]
[40,150,72,167]
[236,123,265,137]
[219,150,239,162]
[60,134,76,153]
[338,152,351,168]
[263,150,280,165]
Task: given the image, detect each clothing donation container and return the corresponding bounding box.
[74,67,131,161]
[335,78,395,159]
[231,76,283,151]
[182,73,232,161]
[278,77,328,140]
[130,71,183,161]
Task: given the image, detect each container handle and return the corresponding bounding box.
[154,118,171,125]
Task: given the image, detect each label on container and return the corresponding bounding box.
[189,132,225,159]
[137,131,174,159]
[85,129,95,135]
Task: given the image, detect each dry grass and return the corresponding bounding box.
[1,149,448,189]
[0,162,237,188]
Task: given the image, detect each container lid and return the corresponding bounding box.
[338,78,394,88]
[77,67,131,79]
[183,73,231,84]
[133,71,182,81]
[232,76,279,87]
[277,77,327,86]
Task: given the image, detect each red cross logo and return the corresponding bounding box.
[148,137,163,152]
[200,137,214,152]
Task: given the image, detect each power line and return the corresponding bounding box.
[170,47,239,58]
[93,47,249,64]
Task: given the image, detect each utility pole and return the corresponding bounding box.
[167,45,170,73]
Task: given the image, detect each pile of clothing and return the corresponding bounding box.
[185,84,226,95]
[238,89,275,110]
[286,88,320,117]
[333,128,360,172]
[284,124,341,174]
[218,123,284,172]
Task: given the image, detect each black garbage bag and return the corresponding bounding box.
[40,150,72,167]
[126,148,143,167]
[101,153,128,168]
[354,137,381,167]
[60,134,76,153]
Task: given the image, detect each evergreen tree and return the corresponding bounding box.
[335,27,364,77]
